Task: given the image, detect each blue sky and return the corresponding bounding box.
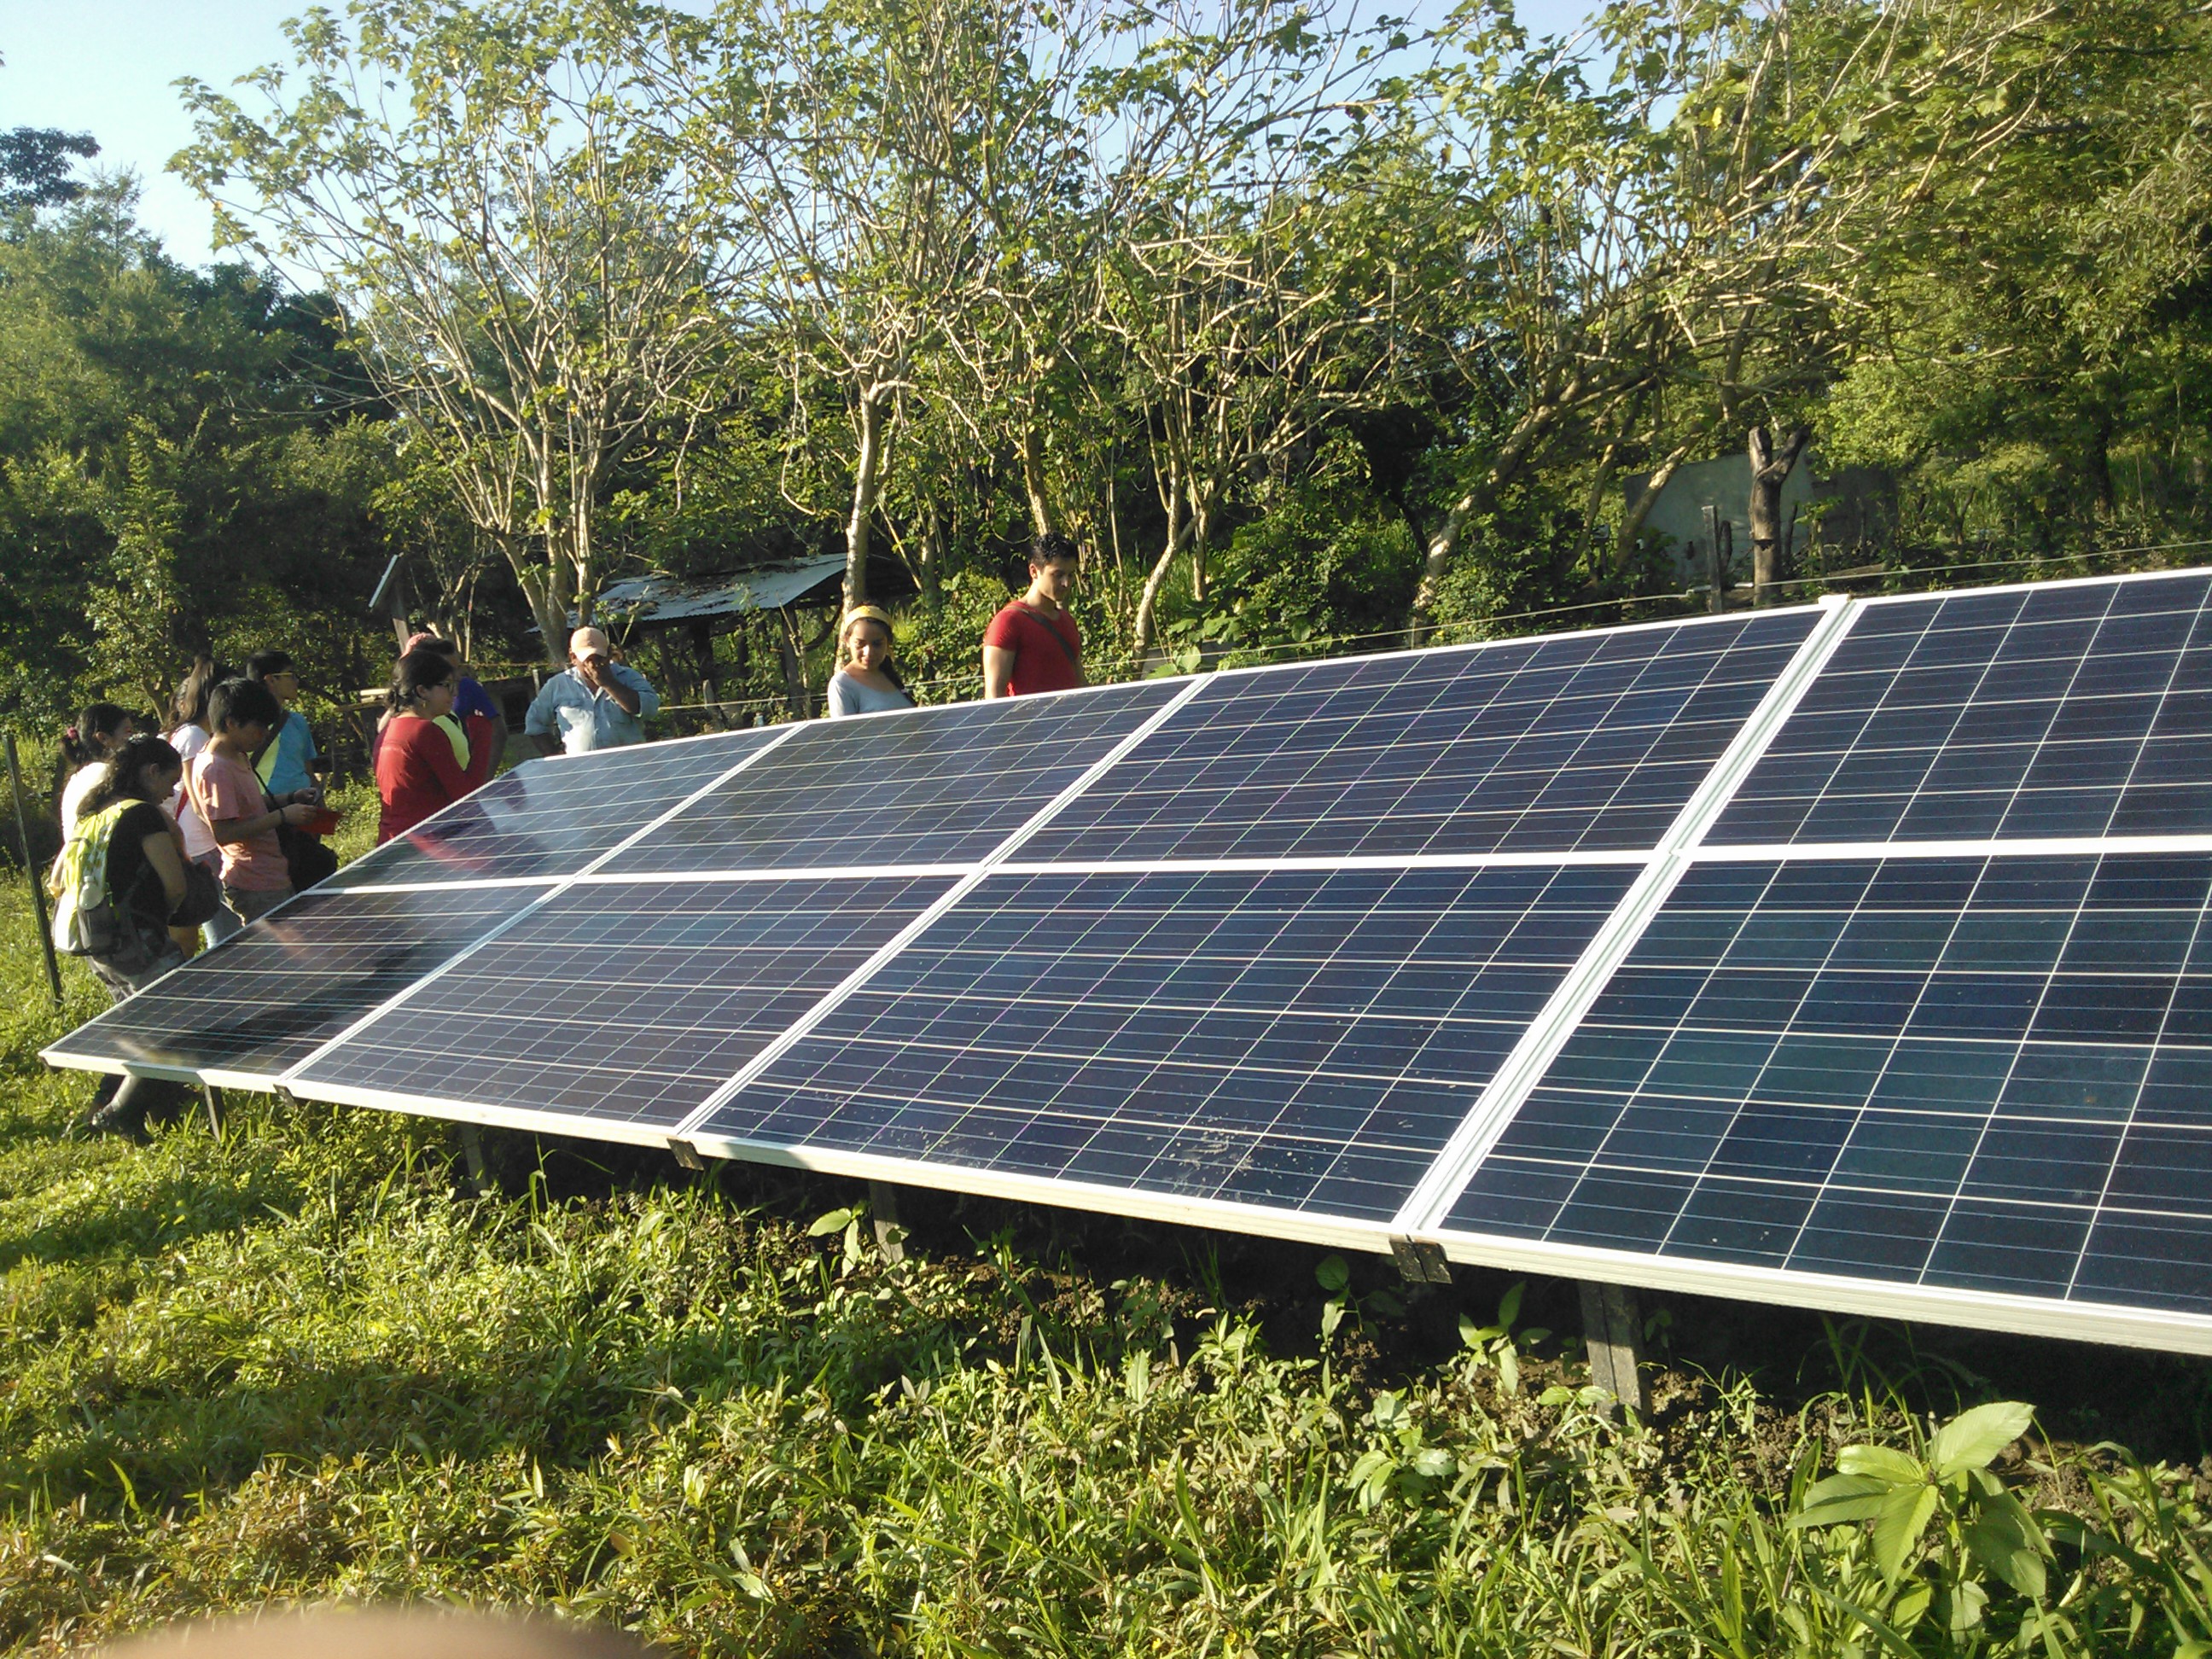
[3,0,1604,271]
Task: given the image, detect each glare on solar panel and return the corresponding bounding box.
[330,725,789,890]
[39,884,540,1087]
[289,873,959,1137]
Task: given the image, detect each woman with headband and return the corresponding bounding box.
[825,606,915,717]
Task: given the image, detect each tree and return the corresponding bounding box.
[659,0,1119,611]
[179,0,733,661]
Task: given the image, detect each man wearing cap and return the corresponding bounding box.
[523,626,661,755]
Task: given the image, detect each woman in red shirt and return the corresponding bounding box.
[375,648,474,844]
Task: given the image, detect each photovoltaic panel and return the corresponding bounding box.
[1708,571,2212,846]
[40,884,538,1082]
[693,864,1636,1222]
[291,874,957,1132]
[327,727,785,890]
[601,681,1180,877]
[1026,609,1818,863]
[1442,853,2212,1317]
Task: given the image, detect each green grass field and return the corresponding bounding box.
[3,792,2212,1654]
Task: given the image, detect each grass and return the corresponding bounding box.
[3,823,2212,1653]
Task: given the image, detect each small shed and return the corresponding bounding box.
[585,553,848,709]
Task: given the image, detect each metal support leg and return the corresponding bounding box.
[868,1180,907,1262]
[202,1086,224,1139]
[458,1123,490,1196]
[1580,1281,1645,1416]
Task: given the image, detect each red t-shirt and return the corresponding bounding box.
[376,713,476,843]
[983,602,1084,696]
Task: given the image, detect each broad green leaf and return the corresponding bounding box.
[1962,1493,2048,1598]
[1790,1472,1892,1528]
[1497,1281,1524,1327]
[807,1206,856,1237]
[1411,1447,1457,1479]
[1315,1254,1351,1294]
[1929,1400,2033,1478]
[1871,1482,1940,1580]
[1837,1445,1925,1485]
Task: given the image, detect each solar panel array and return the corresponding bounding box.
[43,569,2212,1353]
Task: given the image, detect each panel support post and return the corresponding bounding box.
[458,1123,490,1195]
[3,732,62,1007]
[868,1180,907,1263]
[1580,1281,1644,1416]
[202,1086,224,1140]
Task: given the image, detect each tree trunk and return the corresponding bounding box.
[844,390,888,610]
[1406,390,1575,643]
[918,499,944,611]
[1021,423,1055,539]
[1189,494,1212,605]
[1746,424,1811,606]
[1615,442,1696,573]
[777,607,813,720]
[514,561,569,668]
[1132,487,1194,661]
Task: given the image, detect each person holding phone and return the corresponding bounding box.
[523,626,661,756]
[186,678,321,928]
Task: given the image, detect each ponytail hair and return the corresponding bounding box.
[79,734,182,818]
[171,656,225,731]
[61,703,133,771]
[388,648,454,712]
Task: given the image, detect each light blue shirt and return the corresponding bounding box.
[257,709,319,795]
[524,664,661,754]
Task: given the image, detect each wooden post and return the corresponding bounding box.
[1701,506,1725,614]
[202,1085,224,1139]
[3,733,62,1006]
[1580,1281,1645,1416]
[868,1180,907,1262]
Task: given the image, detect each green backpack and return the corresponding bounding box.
[49,801,160,972]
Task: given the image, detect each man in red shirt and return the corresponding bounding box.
[983,533,1087,697]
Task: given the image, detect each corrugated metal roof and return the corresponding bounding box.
[586,554,848,626]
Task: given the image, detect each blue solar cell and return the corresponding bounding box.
[695,864,1638,1222]
[1444,852,2212,1314]
[1024,610,1818,862]
[1709,572,2212,845]
[291,874,957,1130]
[40,885,538,1077]
[600,682,1180,876]
[329,730,781,889]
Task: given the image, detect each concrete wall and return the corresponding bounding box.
[1621,451,1815,587]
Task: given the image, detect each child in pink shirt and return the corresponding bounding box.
[187,678,319,928]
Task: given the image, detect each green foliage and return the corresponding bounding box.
[0,186,407,725]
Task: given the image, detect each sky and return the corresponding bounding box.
[3,0,1604,271]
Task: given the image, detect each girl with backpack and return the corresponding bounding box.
[55,703,138,839]
[51,734,195,998]
[49,735,214,1139]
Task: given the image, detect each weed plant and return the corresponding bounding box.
[0,870,2209,1654]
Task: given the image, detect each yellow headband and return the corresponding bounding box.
[841,606,896,643]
